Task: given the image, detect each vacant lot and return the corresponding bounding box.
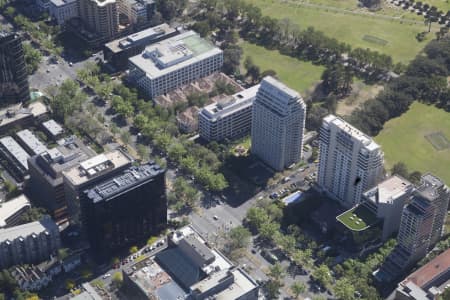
[244,0,436,63]
[240,41,325,94]
[375,102,450,185]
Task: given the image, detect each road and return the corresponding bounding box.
[29,51,103,92]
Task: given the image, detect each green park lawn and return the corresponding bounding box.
[240,41,325,94]
[375,102,450,185]
[244,0,436,63]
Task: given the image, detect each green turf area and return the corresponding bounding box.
[244,0,436,63]
[240,41,325,94]
[337,205,378,231]
[375,102,450,185]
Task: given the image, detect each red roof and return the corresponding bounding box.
[403,249,450,288]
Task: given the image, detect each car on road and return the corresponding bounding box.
[251,248,257,254]
[102,273,111,279]
[69,62,73,67]
[213,215,219,221]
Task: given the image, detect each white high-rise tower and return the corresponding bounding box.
[317,115,384,208]
[251,76,306,171]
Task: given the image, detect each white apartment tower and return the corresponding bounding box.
[318,115,384,208]
[251,76,306,171]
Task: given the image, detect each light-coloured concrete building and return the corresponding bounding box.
[78,0,118,40]
[63,150,133,222]
[317,115,384,208]
[251,77,306,171]
[49,0,79,25]
[117,0,154,26]
[362,175,414,241]
[376,174,450,282]
[199,85,259,142]
[128,31,223,99]
[27,136,95,224]
[0,216,61,269]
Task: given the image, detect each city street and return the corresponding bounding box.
[29,51,103,92]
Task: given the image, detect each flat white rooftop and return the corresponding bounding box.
[0,194,30,227]
[365,175,413,204]
[0,102,47,128]
[215,268,258,300]
[201,84,259,120]
[0,136,30,170]
[261,76,300,99]
[323,114,380,151]
[105,23,175,53]
[0,217,56,242]
[63,150,131,186]
[42,119,64,137]
[129,31,222,79]
[49,0,77,7]
[16,129,48,155]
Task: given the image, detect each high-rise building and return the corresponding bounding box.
[27,136,96,224]
[375,174,450,282]
[80,163,166,261]
[199,84,259,142]
[49,0,79,25]
[0,31,29,104]
[250,76,306,171]
[317,115,384,208]
[78,0,118,40]
[0,216,61,269]
[362,175,414,241]
[62,150,133,223]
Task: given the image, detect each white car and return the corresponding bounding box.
[102,273,111,279]
[213,215,219,220]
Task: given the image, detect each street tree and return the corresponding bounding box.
[290,282,306,299]
[312,264,332,288]
[334,278,355,300]
[227,226,251,250]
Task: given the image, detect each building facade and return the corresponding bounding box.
[128,31,223,99]
[251,77,306,171]
[0,136,30,181]
[49,0,79,25]
[27,136,95,224]
[362,175,414,241]
[62,150,132,223]
[117,0,155,27]
[0,216,61,269]
[317,115,384,208]
[80,163,166,261]
[376,174,450,282]
[199,85,259,142]
[78,0,118,40]
[0,31,29,104]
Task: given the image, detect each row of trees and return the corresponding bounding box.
[349,37,450,136]
[194,0,394,82]
[76,63,230,192]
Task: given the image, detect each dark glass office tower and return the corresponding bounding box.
[0,31,29,104]
[80,163,166,261]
